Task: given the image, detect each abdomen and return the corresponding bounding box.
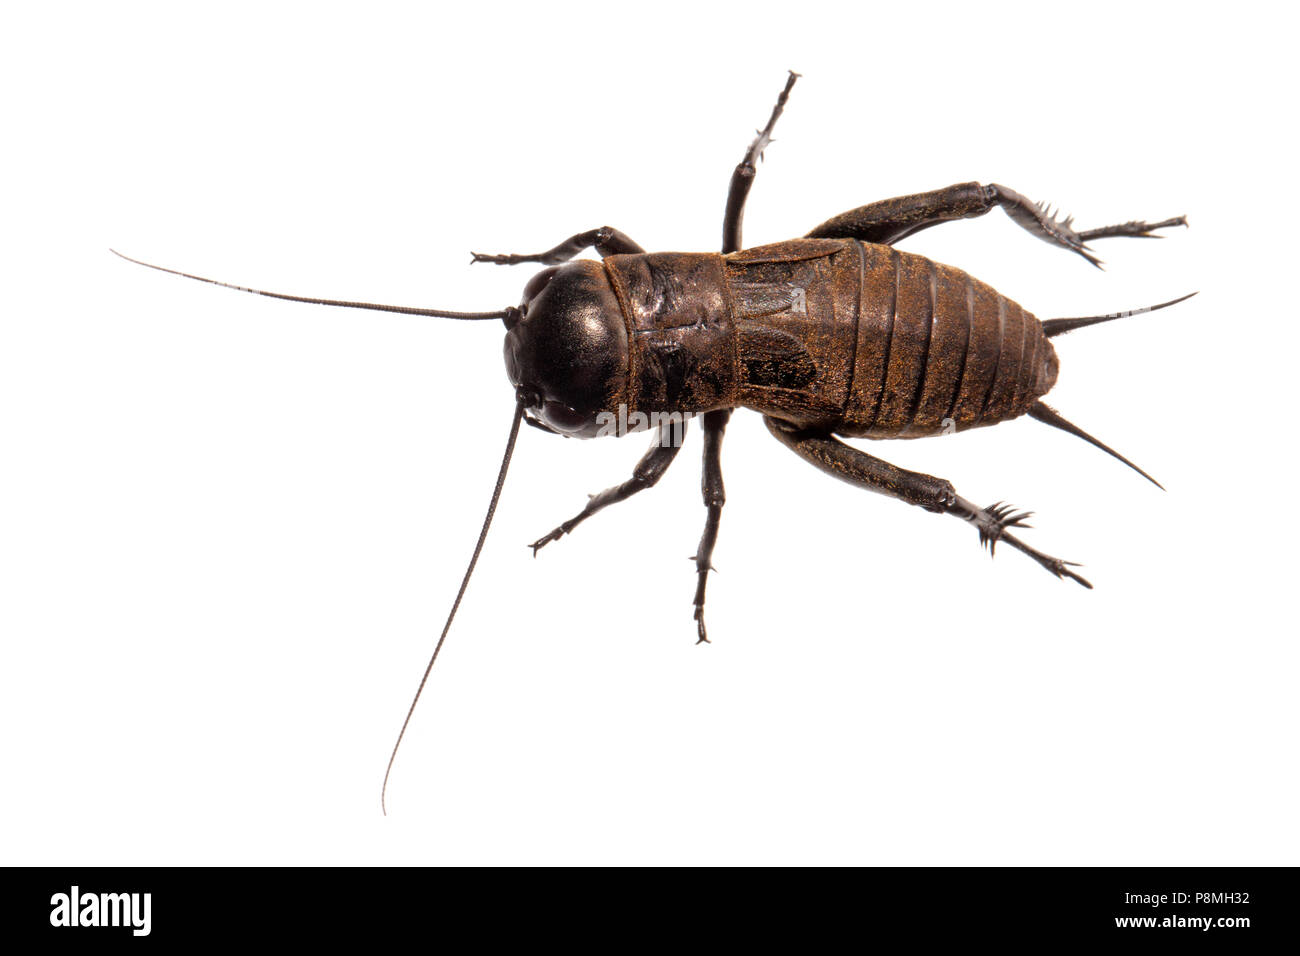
[841,244,1057,438]
[728,240,1057,438]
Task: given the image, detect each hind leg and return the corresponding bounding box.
[764,416,1092,587]
[807,181,1186,267]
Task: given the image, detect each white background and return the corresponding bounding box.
[3,2,1295,865]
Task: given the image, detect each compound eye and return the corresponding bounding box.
[540,400,589,433]
[521,266,560,306]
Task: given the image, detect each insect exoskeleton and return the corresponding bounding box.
[114,71,1193,811]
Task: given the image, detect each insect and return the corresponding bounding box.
[114,72,1192,809]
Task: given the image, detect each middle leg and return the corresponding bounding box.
[692,410,731,643]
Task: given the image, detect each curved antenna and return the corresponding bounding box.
[382,396,526,815]
[110,250,517,322]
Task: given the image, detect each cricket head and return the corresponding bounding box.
[503,261,628,438]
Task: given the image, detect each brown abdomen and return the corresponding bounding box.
[840,244,1057,439]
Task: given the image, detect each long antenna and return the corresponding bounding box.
[110,250,517,321]
[382,396,526,815]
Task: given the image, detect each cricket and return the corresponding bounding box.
[114,72,1193,810]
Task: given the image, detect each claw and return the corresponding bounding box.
[1000,528,1093,590]
[529,529,564,556]
[1038,554,1093,590]
[471,251,528,266]
[694,607,711,644]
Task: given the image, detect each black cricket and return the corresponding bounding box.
[115,73,1192,810]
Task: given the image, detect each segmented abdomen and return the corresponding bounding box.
[841,243,1057,438]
